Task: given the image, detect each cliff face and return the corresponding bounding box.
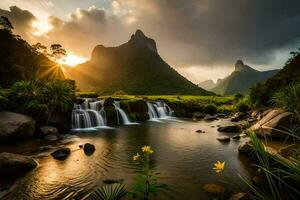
[66,29,214,95]
[210,60,280,95]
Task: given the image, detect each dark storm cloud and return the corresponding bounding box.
[0,6,36,40]
[127,0,300,66]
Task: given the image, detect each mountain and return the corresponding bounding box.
[198,80,216,91]
[252,51,300,105]
[0,29,64,87]
[66,30,213,95]
[209,60,280,95]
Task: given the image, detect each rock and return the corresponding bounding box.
[40,126,58,135]
[196,130,204,133]
[228,192,248,200]
[251,109,295,139]
[84,143,96,155]
[103,179,124,184]
[231,112,247,122]
[0,152,37,176]
[204,114,218,121]
[232,135,241,140]
[39,145,54,151]
[217,125,240,133]
[44,135,58,141]
[214,113,226,118]
[217,136,230,142]
[0,111,36,142]
[202,183,225,195]
[238,141,253,156]
[79,145,83,148]
[51,148,71,160]
[192,112,206,119]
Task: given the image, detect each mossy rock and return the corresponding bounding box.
[105,106,118,126]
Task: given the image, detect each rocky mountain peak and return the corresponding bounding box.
[234,60,245,71]
[129,29,157,52]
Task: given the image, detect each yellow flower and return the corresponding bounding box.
[133,153,140,161]
[213,161,225,173]
[142,146,154,154]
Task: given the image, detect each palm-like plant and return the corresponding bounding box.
[42,80,74,122]
[89,184,127,200]
[10,80,42,100]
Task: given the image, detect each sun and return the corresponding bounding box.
[60,53,87,67]
[32,19,52,36]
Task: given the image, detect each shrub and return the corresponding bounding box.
[235,97,250,113]
[0,95,8,110]
[234,93,244,101]
[271,83,300,114]
[203,104,217,114]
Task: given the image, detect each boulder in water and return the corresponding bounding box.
[40,126,58,135]
[51,148,71,160]
[44,135,59,141]
[218,125,240,133]
[103,179,124,184]
[204,114,218,121]
[232,135,241,140]
[238,141,253,156]
[192,112,206,119]
[0,111,36,142]
[84,143,96,155]
[0,152,37,176]
[217,136,230,142]
[202,183,225,195]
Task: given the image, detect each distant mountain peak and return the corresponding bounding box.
[234,59,256,72]
[129,29,157,52]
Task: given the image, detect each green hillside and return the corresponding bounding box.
[0,29,64,87]
[66,30,213,95]
[211,60,279,95]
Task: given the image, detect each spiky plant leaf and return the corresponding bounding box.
[90,183,126,200]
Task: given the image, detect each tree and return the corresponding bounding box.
[0,16,13,31]
[32,42,47,55]
[50,44,67,62]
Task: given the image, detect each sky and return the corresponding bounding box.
[1,0,300,83]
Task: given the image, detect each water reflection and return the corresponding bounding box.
[1,119,254,200]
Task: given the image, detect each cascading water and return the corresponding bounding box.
[72,99,106,129]
[147,101,174,119]
[113,101,131,125]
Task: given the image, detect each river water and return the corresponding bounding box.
[0,119,254,200]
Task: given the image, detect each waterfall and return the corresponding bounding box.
[147,102,158,119]
[113,101,131,125]
[72,98,106,129]
[147,101,174,119]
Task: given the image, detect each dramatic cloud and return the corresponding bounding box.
[1,1,300,81]
[0,6,36,40]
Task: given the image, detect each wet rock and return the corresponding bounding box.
[202,183,225,195]
[0,152,37,176]
[84,143,96,155]
[192,112,206,119]
[217,125,240,133]
[217,136,230,142]
[232,135,241,140]
[196,130,204,133]
[103,179,124,184]
[251,109,295,139]
[39,145,54,151]
[40,126,58,135]
[51,148,71,160]
[214,113,226,118]
[44,135,58,141]
[228,192,249,200]
[0,111,36,142]
[79,145,83,149]
[238,141,253,156]
[231,112,248,122]
[204,114,218,121]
